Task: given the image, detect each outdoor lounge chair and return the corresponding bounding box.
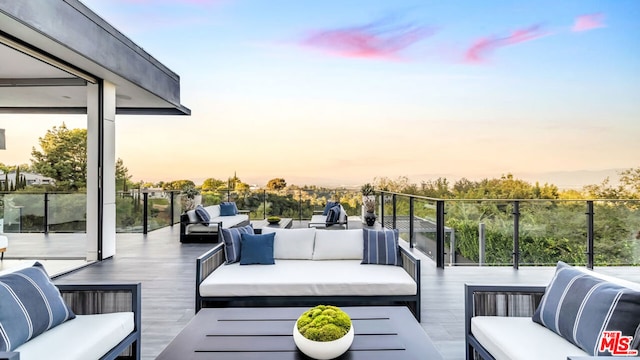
[308,203,348,228]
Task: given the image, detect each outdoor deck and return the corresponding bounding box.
[4,221,640,360]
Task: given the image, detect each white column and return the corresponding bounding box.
[86,81,117,260]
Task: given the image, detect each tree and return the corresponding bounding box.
[31,123,87,189]
[115,158,132,192]
[266,178,287,191]
[201,178,226,192]
[163,180,196,191]
[619,167,640,198]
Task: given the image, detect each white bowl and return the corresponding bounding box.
[293,323,354,360]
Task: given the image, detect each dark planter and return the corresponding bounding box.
[364,212,376,226]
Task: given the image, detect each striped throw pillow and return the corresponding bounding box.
[0,262,76,351]
[361,228,402,266]
[325,205,341,226]
[221,225,254,264]
[532,261,640,356]
[194,204,210,225]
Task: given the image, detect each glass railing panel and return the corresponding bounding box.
[393,195,411,244]
[48,193,86,232]
[414,198,438,260]
[116,192,143,233]
[1,193,45,233]
[593,200,640,266]
[147,192,173,232]
[445,200,513,266]
[518,200,587,266]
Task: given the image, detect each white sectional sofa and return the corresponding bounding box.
[465,263,640,360]
[180,204,250,243]
[0,263,141,360]
[196,228,421,320]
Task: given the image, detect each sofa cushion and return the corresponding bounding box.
[14,312,134,360]
[185,214,249,234]
[221,225,254,264]
[240,233,275,265]
[194,205,210,226]
[220,202,238,216]
[261,228,315,259]
[205,205,221,218]
[186,209,198,223]
[362,228,402,266]
[200,260,416,297]
[0,262,76,351]
[471,316,588,360]
[322,201,339,216]
[532,261,640,356]
[313,229,363,260]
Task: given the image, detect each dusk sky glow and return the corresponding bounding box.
[1,0,638,188]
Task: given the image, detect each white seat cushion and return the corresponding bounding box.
[313,229,363,260]
[0,235,7,248]
[261,228,315,259]
[309,215,327,225]
[471,316,588,360]
[200,260,416,297]
[14,312,134,360]
[185,215,249,233]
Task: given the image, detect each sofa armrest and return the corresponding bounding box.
[57,283,142,359]
[237,209,251,220]
[464,284,545,360]
[196,243,226,312]
[0,352,19,360]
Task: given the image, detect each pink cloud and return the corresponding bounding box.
[465,24,547,63]
[572,13,605,32]
[301,19,436,60]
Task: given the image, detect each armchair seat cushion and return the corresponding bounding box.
[14,312,134,360]
[471,316,588,360]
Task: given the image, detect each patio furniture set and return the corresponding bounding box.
[3,200,638,360]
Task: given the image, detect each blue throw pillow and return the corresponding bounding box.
[240,233,275,265]
[221,225,254,264]
[322,201,339,216]
[220,202,237,216]
[0,262,76,351]
[194,204,210,226]
[325,205,342,226]
[362,228,402,266]
[532,261,640,356]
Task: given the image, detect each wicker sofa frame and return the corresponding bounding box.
[464,284,545,360]
[0,283,141,360]
[196,243,422,321]
[179,210,250,243]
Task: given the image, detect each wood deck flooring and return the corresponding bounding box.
[5,221,638,360]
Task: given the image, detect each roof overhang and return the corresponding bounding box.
[0,0,190,115]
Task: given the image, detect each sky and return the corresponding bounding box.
[1,0,639,188]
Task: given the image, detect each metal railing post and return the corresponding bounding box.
[479,223,485,266]
[436,200,445,268]
[263,190,267,219]
[586,201,594,269]
[44,192,49,234]
[170,191,175,226]
[380,192,385,228]
[299,189,302,222]
[409,196,415,248]
[392,194,397,229]
[513,201,520,269]
[143,192,148,235]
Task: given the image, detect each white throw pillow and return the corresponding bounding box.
[312,229,363,260]
[205,205,220,218]
[262,228,315,259]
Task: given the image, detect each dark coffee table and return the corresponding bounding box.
[157,306,443,360]
[252,217,293,234]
